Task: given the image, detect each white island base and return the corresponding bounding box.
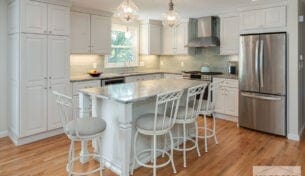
[78,79,208,176]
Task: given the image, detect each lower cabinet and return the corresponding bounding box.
[125,74,164,83]
[213,78,239,118]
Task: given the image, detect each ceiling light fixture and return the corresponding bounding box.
[162,0,181,28]
[115,0,139,23]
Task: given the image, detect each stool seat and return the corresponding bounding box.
[66,118,106,137]
[136,113,171,131]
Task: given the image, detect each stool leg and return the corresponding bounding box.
[169,131,177,174]
[204,115,208,153]
[153,134,157,176]
[195,121,201,157]
[162,134,167,158]
[183,123,187,168]
[97,137,103,176]
[213,116,218,144]
[68,140,75,176]
[131,131,138,175]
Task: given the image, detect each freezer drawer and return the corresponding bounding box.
[238,92,286,136]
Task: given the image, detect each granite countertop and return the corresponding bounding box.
[213,74,239,80]
[80,79,208,104]
[70,70,182,82]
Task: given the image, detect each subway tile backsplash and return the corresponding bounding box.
[70,48,238,76]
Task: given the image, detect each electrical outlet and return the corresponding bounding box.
[160,61,164,66]
[181,62,185,67]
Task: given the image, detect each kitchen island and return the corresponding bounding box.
[79,78,208,176]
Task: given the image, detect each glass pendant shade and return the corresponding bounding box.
[115,0,139,23]
[162,0,181,27]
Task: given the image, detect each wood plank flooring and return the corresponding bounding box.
[0,118,304,176]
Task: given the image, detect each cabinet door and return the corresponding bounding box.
[20,34,48,137]
[162,26,175,55]
[220,16,240,55]
[224,87,239,116]
[48,4,70,36]
[240,10,263,30]
[176,22,188,55]
[48,36,69,84]
[263,6,286,28]
[70,12,91,53]
[21,0,47,34]
[91,15,111,55]
[21,34,48,86]
[213,87,225,113]
[20,85,48,137]
[48,82,69,130]
[149,24,161,54]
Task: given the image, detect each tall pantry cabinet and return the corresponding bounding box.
[7,0,71,145]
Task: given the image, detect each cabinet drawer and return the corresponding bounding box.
[213,78,238,88]
[72,80,100,96]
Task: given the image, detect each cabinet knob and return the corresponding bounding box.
[49,76,52,79]
[44,87,47,90]
[44,77,47,79]
[44,30,47,34]
[49,31,52,34]
[49,86,52,89]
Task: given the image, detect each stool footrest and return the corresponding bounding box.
[135,148,171,169]
[67,153,102,175]
[172,137,197,152]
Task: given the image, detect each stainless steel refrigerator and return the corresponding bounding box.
[239,32,287,136]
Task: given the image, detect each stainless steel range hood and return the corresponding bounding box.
[186,16,220,48]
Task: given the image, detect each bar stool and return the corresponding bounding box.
[198,81,223,153]
[130,89,184,176]
[53,91,106,176]
[172,84,207,168]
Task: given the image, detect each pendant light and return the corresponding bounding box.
[115,0,139,23]
[162,0,181,27]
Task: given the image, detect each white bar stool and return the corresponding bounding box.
[53,91,106,176]
[172,84,207,168]
[130,89,184,176]
[198,81,223,153]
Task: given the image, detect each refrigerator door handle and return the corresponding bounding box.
[255,40,260,80]
[241,92,282,101]
[260,40,264,88]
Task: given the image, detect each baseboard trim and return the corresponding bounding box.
[213,113,238,123]
[0,130,8,138]
[287,133,300,141]
[8,128,64,146]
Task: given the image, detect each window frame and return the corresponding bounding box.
[105,23,139,68]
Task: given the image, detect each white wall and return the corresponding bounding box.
[0,0,7,137]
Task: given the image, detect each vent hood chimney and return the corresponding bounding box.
[186,16,220,48]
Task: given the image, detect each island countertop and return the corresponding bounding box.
[80,78,208,104]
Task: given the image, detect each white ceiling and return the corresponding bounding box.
[71,0,284,19]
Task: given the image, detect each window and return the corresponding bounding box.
[105,24,139,68]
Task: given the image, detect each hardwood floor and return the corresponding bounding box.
[0,118,304,176]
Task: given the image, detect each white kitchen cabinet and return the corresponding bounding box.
[70,10,112,54]
[47,4,70,36]
[91,15,111,55]
[213,78,239,119]
[8,0,70,35]
[220,15,240,55]
[240,6,286,32]
[7,1,71,144]
[162,19,196,55]
[21,0,47,34]
[125,74,164,83]
[140,20,162,55]
[70,12,91,53]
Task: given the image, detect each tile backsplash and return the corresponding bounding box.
[70,48,238,76]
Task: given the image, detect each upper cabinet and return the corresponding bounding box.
[162,19,197,55]
[70,9,112,55]
[240,5,286,32]
[140,20,162,55]
[8,0,70,35]
[220,15,240,55]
